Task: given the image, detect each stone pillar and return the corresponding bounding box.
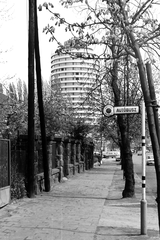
[76,141,81,173]
[68,141,71,175]
[47,137,53,171]
[86,141,94,170]
[63,139,71,177]
[81,142,85,171]
[71,140,76,174]
[85,144,89,170]
[16,135,28,175]
[54,136,64,181]
[59,140,64,178]
[67,142,71,164]
[90,142,94,169]
[34,136,38,176]
[51,141,57,168]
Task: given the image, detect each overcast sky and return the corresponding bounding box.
[0,0,77,87]
[1,0,160,89]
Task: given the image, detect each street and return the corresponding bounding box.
[133,153,157,198]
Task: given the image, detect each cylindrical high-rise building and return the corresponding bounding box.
[51,47,99,122]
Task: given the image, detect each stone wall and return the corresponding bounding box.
[11,135,94,195]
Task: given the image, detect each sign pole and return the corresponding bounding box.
[141,100,147,235]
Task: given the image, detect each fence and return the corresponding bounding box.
[11,135,94,195]
[0,139,11,207]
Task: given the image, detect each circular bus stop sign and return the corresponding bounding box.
[103,105,114,117]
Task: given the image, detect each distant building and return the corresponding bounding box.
[0,83,7,102]
[155,86,160,112]
[0,83,8,111]
[51,46,100,123]
[0,83,10,135]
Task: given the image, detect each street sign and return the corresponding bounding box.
[114,106,140,115]
[103,105,139,116]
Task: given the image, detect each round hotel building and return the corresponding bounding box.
[51,47,99,122]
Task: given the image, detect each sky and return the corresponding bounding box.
[1,0,28,85]
[0,0,78,88]
[0,0,160,90]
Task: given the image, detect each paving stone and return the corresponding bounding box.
[0,161,159,240]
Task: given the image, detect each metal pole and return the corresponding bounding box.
[141,100,147,235]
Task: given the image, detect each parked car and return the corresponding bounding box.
[137,150,142,156]
[116,156,121,162]
[146,154,154,166]
[137,149,152,156]
[93,152,101,163]
[102,152,115,159]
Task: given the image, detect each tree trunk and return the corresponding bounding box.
[146,62,160,145]
[145,62,160,230]
[111,49,135,198]
[118,115,135,198]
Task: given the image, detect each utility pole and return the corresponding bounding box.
[28,0,35,198]
[35,0,50,191]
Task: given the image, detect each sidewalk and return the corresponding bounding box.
[0,160,159,240]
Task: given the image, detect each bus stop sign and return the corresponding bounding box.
[103,105,139,116]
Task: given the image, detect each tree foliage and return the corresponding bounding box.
[40,80,75,136]
[2,79,28,138]
[3,79,88,139]
[39,1,160,61]
[39,0,160,121]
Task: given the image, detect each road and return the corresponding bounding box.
[133,153,157,198]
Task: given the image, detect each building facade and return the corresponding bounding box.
[51,48,99,122]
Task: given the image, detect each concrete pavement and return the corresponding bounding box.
[0,159,159,240]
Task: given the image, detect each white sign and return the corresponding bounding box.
[114,106,139,114]
[103,105,139,116]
